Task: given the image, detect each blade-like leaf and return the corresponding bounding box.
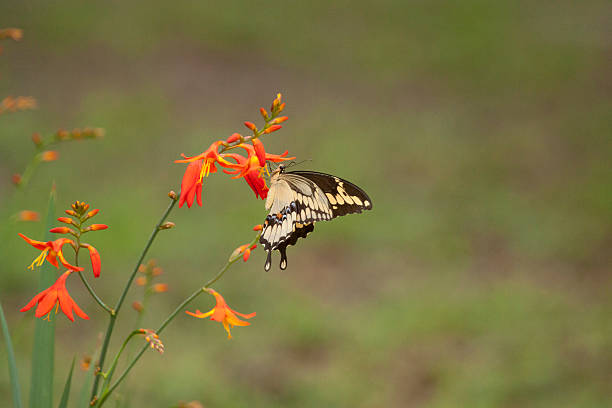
[57,357,75,408]
[29,186,57,408]
[0,301,23,408]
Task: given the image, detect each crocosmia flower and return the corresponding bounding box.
[19,234,82,272]
[186,289,255,339]
[175,141,239,208]
[20,271,89,321]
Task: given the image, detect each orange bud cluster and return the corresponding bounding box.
[135,259,168,298]
[0,96,37,115]
[139,329,164,354]
[55,127,104,141]
[0,28,23,41]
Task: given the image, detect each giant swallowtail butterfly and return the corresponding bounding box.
[260,165,372,271]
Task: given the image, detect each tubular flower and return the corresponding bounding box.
[20,271,89,321]
[18,234,82,272]
[175,141,239,208]
[222,142,294,199]
[81,243,101,278]
[185,289,255,339]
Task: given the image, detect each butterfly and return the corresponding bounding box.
[259,164,372,271]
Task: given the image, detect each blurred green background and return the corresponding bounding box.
[1,1,611,407]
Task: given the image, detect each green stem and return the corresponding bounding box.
[99,330,141,395]
[90,197,177,403]
[74,235,113,314]
[96,232,260,407]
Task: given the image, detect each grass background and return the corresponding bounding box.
[1,1,611,407]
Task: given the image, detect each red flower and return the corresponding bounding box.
[19,234,82,272]
[222,142,294,199]
[186,289,255,339]
[175,141,240,208]
[20,271,89,321]
[81,243,101,278]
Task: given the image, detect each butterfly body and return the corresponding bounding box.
[260,165,372,271]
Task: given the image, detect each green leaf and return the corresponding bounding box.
[29,186,57,408]
[0,301,23,408]
[57,357,75,408]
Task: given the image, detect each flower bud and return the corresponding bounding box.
[86,209,99,218]
[56,129,69,140]
[263,125,282,134]
[132,301,143,312]
[278,102,286,112]
[65,209,77,217]
[93,128,105,138]
[18,210,40,222]
[80,355,91,371]
[244,121,257,131]
[135,277,147,286]
[272,116,288,124]
[12,173,22,185]
[259,107,269,119]
[49,227,73,234]
[40,151,59,162]
[252,224,263,231]
[71,128,82,139]
[226,133,241,143]
[152,283,168,293]
[152,267,163,276]
[87,224,108,231]
[159,221,175,230]
[31,133,42,146]
[57,217,73,224]
[168,190,178,200]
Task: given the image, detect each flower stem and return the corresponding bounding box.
[95,232,260,407]
[74,237,113,314]
[90,196,177,402]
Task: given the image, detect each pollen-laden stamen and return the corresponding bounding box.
[199,158,215,182]
[28,248,50,270]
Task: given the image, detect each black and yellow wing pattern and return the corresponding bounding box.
[260,166,372,271]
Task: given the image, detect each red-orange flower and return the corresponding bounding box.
[186,289,255,339]
[223,142,294,199]
[175,141,238,208]
[81,243,101,278]
[19,234,82,272]
[20,271,89,321]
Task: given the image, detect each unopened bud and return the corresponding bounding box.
[49,227,73,234]
[138,264,147,273]
[152,283,168,293]
[93,128,105,138]
[86,224,108,231]
[135,277,147,286]
[168,190,178,200]
[244,121,257,131]
[159,221,175,230]
[12,174,22,186]
[152,267,163,276]
[65,209,77,217]
[40,151,59,162]
[56,129,69,140]
[253,224,263,231]
[31,133,42,146]
[272,116,288,124]
[263,125,282,134]
[226,133,241,143]
[132,301,144,312]
[259,107,269,119]
[18,210,40,222]
[86,209,100,218]
[278,102,286,112]
[57,217,73,224]
[80,355,92,371]
[71,128,82,139]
